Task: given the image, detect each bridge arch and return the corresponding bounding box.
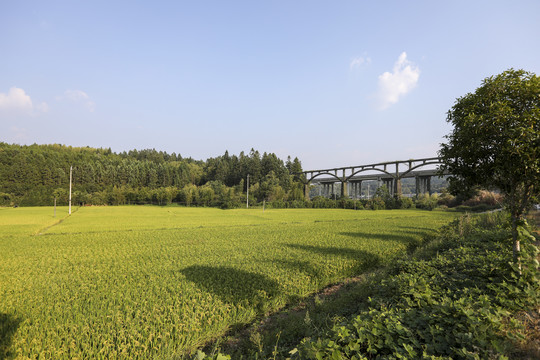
[308,172,342,183]
[398,159,443,179]
[299,157,447,200]
[344,167,393,182]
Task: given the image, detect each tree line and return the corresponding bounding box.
[0,143,306,208]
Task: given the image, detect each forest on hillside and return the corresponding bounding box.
[0,143,305,207]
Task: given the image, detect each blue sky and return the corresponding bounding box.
[1,1,539,170]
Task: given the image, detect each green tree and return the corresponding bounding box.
[181,184,198,206]
[0,192,13,206]
[187,162,203,185]
[373,184,393,208]
[255,171,282,202]
[439,69,540,264]
[53,187,69,205]
[198,184,215,206]
[109,186,126,205]
[0,142,303,208]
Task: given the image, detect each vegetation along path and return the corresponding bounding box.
[0,206,456,359]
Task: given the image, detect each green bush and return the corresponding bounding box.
[415,193,439,210]
[310,196,337,209]
[287,200,308,208]
[455,204,500,213]
[297,213,540,359]
[395,196,415,209]
[437,189,457,207]
[0,192,13,206]
[463,190,503,207]
[366,197,386,210]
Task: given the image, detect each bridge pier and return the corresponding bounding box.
[382,178,394,196]
[321,182,336,198]
[415,176,432,196]
[394,178,402,198]
[341,181,348,198]
[304,183,310,200]
[350,180,362,199]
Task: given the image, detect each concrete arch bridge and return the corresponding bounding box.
[298,157,449,200]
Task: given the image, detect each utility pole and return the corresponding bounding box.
[69,165,72,215]
[246,174,250,208]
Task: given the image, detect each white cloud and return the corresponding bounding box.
[377,52,420,109]
[0,87,49,115]
[0,87,34,112]
[36,102,49,113]
[350,55,371,70]
[58,89,95,112]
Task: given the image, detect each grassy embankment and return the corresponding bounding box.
[205,212,540,359]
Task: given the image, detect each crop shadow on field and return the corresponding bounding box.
[397,225,438,233]
[396,225,432,230]
[0,313,21,360]
[339,231,426,249]
[181,265,281,304]
[283,244,381,270]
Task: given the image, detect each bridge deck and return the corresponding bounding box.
[297,157,450,199]
[311,169,447,184]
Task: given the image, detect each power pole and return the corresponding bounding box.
[246,174,250,208]
[69,165,72,215]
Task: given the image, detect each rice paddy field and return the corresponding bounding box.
[0,206,456,359]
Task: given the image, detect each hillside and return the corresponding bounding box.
[0,143,304,207]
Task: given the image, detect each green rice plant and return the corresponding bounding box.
[0,206,69,236]
[0,206,456,359]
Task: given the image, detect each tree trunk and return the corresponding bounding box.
[511,214,522,274]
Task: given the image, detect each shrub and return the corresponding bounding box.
[437,189,457,207]
[463,190,503,207]
[310,196,337,209]
[287,200,308,208]
[0,192,13,206]
[415,193,439,210]
[366,197,386,210]
[338,198,358,209]
[395,196,415,209]
[298,213,540,359]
